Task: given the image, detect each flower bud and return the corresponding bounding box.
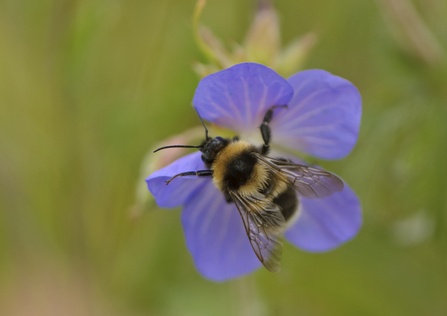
[244,0,280,66]
[274,33,317,78]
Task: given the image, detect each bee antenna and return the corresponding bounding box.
[194,107,209,140]
[153,145,202,153]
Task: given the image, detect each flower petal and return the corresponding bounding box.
[271,70,362,159]
[193,63,294,132]
[285,183,362,252]
[182,181,261,281]
[146,152,208,208]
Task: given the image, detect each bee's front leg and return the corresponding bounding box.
[260,105,288,155]
[165,170,213,185]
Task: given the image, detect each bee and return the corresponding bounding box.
[154,105,344,272]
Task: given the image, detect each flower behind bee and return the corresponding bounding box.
[147,63,362,281]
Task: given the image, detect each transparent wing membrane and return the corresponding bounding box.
[254,153,344,199]
[229,191,284,273]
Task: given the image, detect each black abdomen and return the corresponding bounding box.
[273,186,299,221]
[224,152,257,190]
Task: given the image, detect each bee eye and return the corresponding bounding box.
[216,137,224,141]
[201,155,212,164]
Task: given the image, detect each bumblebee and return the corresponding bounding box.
[154,105,344,272]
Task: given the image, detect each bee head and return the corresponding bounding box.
[153,109,230,166]
[200,136,230,165]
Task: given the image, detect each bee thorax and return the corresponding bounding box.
[223,154,257,190]
[211,141,268,196]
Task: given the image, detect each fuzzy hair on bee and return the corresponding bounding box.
[154,106,344,273]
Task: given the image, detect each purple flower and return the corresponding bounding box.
[146,63,362,281]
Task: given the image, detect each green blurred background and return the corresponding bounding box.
[1,0,447,315]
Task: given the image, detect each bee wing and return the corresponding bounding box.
[254,153,344,199]
[229,191,285,273]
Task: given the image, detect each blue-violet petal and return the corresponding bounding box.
[285,183,362,252]
[146,152,207,208]
[193,63,294,133]
[182,181,261,281]
[271,70,362,159]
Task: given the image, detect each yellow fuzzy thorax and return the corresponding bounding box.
[211,141,270,196]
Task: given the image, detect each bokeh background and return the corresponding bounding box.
[1,0,447,315]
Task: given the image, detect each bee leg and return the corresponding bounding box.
[260,105,288,154]
[165,170,213,185]
[224,191,233,203]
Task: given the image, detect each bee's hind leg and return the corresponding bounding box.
[260,105,288,155]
